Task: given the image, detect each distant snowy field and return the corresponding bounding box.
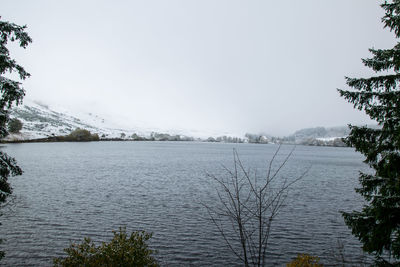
[7,100,141,140]
[6,100,232,141]
[5,100,352,143]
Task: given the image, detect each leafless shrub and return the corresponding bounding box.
[204,145,308,267]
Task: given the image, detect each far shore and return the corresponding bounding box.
[0,136,348,147]
[1,137,155,144]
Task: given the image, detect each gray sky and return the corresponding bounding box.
[2,0,395,136]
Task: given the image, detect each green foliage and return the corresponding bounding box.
[65,128,99,141]
[0,17,30,261]
[338,1,400,265]
[131,133,140,140]
[7,118,22,133]
[0,18,31,137]
[286,254,323,267]
[0,152,22,202]
[0,17,29,197]
[91,133,100,141]
[53,227,158,267]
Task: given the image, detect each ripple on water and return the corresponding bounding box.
[0,142,370,266]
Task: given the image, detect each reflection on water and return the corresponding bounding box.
[0,142,369,266]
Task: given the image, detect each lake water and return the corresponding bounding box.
[0,142,370,266]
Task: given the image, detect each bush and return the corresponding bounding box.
[66,128,99,141]
[53,227,158,267]
[91,133,99,141]
[8,118,23,133]
[287,254,323,267]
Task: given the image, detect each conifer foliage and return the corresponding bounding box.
[338,1,400,264]
[53,228,159,267]
[0,18,31,203]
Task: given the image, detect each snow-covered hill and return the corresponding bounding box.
[6,100,244,141]
[7,100,136,140]
[5,100,362,146]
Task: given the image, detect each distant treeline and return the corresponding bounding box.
[2,127,348,147]
[2,128,100,143]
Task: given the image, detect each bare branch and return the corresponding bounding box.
[205,146,307,267]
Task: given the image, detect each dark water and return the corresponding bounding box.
[0,142,370,266]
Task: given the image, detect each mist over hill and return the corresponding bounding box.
[5,101,373,146]
[291,126,350,140]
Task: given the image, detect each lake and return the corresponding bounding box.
[0,142,370,266]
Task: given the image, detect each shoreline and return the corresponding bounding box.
[0,137,348,147]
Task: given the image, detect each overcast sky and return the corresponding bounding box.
[2,0,395,136]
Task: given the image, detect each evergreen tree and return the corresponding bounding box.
[338,1,400,265]
[8,118,22,133]
[0,17,31,261]
[0,19,31,203]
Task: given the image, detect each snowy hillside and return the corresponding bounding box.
[290,126,350,142]
[6,100,244,141]
[6,100,222,141]
[5,100,362,146]
[7,100,136,140]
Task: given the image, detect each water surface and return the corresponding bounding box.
[0,142,369,266]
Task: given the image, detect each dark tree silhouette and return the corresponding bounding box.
[0,17,31,201]
[0,18,31,260]
[7,118,22,133]
[339,1,400,265]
